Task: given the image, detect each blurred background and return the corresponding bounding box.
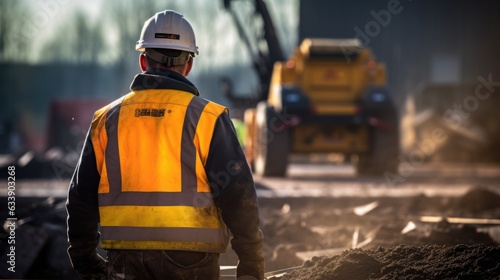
[0,0,297,161]
[1,0,499,174]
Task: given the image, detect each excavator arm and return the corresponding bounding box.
[222,0,285,100]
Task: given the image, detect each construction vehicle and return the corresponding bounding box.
[223,0,400,177]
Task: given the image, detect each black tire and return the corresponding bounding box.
[357,103,400,176]
[253,102,290,177]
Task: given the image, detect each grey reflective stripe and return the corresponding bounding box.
[99,192,213,206]
[105,102,122,196]
[181,97,209,194]
[101,227,226,243]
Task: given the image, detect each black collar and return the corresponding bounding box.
[130,69,200,96]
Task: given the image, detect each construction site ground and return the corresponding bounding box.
[242,162,500,279]
[1,162,500,279]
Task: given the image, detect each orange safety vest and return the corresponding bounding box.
[90,88,229,252]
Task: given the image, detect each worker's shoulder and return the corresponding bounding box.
[92,96,126,121]
[194,96,229,117]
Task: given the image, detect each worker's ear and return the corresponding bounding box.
[184,55,193,76]
[139,53,147,72]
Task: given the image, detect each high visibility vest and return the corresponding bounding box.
[90,89,230,252]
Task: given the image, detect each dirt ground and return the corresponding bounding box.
[258,187,500,279]
[270,244,500,279]
[1,177,500,279]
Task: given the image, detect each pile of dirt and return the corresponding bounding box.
[448,187,500,214]
[270,244,500,279]
[259,187,500,276]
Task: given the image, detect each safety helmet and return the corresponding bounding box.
[136,10,198,56]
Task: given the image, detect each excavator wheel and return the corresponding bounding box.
[253,102,290,177]
[357,103,400,176]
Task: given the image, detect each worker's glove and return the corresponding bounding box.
[72,253,108,280]
[68,240,108,280]
[71,253,108,280]
[237,260,264,280]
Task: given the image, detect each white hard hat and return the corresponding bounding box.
[136,10,198,56]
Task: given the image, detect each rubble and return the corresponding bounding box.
[260,187,500,278]
[270,244,500,280]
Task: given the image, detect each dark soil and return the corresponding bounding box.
[259,187,500,279]
[270,244,500,280]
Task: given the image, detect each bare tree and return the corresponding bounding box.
[0,1,31,62]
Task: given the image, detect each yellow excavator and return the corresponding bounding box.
[223,0,400,177]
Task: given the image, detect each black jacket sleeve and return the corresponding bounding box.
[66,127,102,266]
[205,112,264,279]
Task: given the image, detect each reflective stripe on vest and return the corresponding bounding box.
[90,89,229,252]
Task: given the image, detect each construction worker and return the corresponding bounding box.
[66,10,264,280]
